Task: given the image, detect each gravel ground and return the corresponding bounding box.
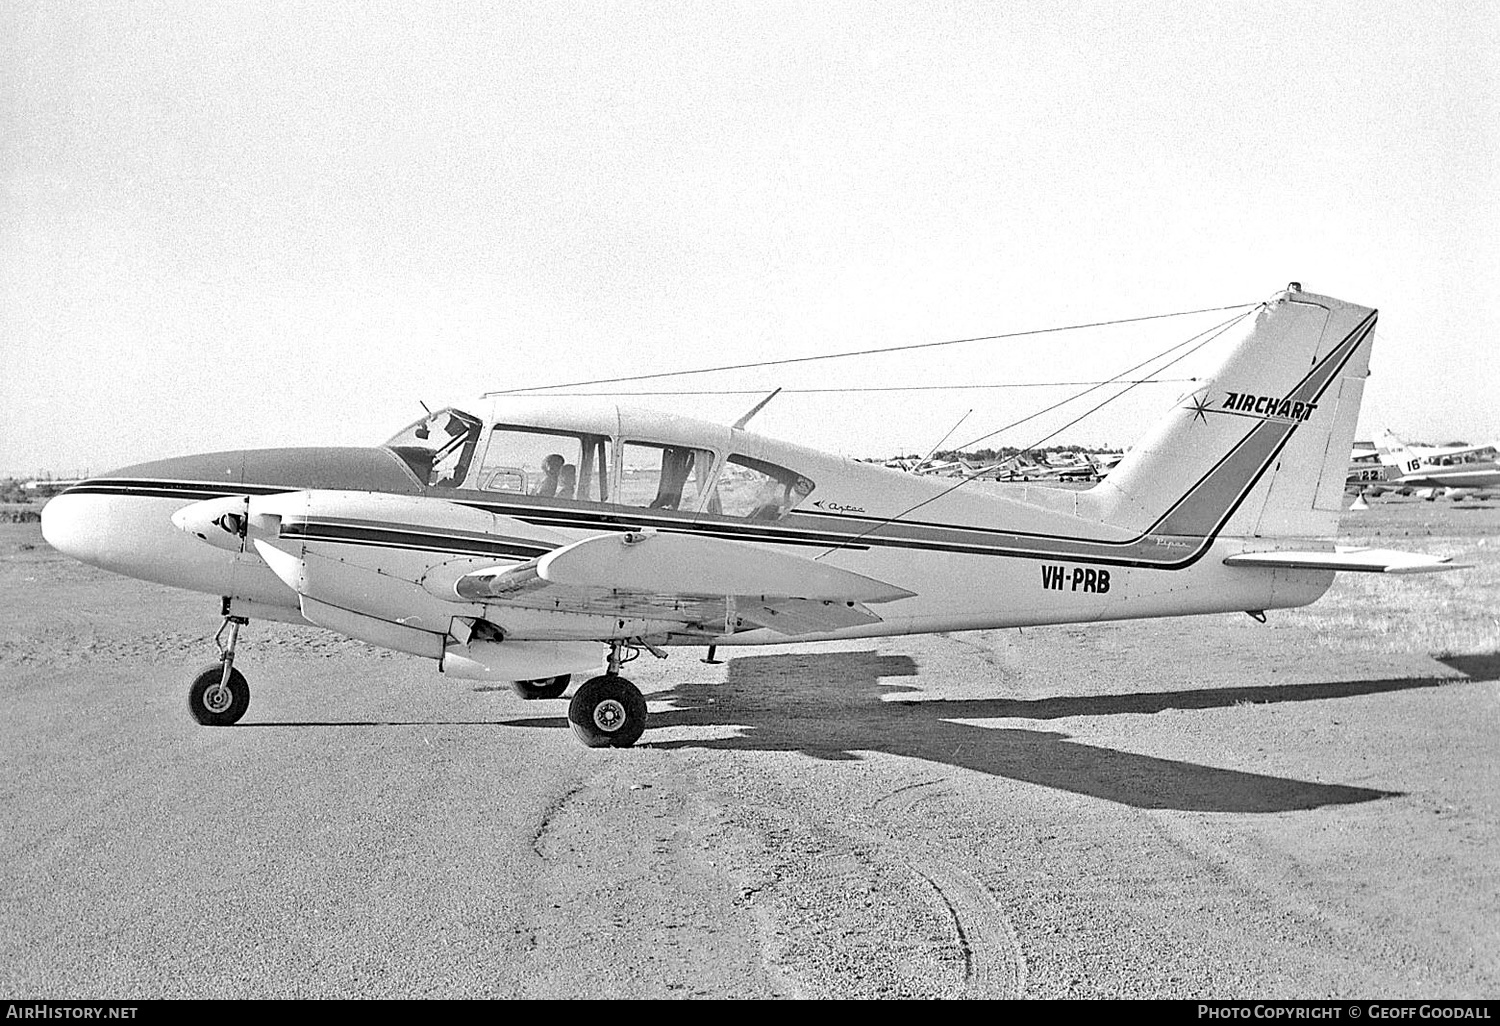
[1,498,1496,999]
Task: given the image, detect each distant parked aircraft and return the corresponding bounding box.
[1372,430,1500,500]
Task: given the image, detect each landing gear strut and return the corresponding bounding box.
[188,615,251,726]
[566,640,648,748]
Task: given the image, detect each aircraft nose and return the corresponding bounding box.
[41,486,150,569]
[40,490,96,562]
[40,471,242,594]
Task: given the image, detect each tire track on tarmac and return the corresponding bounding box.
[865,776,1029,999]
[531,781,586,859]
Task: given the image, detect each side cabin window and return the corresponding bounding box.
[618,442,715,511]
[475,427,610,501]
[711,455,815,521]
[384,408,484,488]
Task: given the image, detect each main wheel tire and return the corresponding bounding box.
[511,674,571,700]
[188,662,250,726]
[567,674,647,749]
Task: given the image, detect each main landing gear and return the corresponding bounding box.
[188,615,251,726]
[566,641,650,749]
[511,675,571,700]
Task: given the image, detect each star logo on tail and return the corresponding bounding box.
[1185,391,1213,426]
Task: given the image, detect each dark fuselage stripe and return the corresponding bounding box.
[279,521,550,560]
[64,479,290,498]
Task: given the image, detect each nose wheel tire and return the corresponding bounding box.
[510,674,571,700]
[567,674,647,748]
[188,663,250,726]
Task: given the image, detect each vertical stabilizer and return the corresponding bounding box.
[1376,428,1410,454]
[1082,286,1376,540]
[1374,429,1420,474]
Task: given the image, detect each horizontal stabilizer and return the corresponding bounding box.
[536,530,915,603]
[1223,547,1470,574]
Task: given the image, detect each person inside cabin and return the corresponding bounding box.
[556,464,577,500]
[747,477,788,520]
[746,474,813,521]
[790,475,814,509]
[649,448,694,509]
[535,454,565,497]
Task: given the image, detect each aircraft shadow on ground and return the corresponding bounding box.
[502,649,1500,814]
[237,720,517,728]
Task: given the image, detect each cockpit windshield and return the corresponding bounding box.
[384,408,485,488]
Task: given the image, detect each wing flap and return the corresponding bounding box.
[1224,547,1469,574]
[736,598,884,635]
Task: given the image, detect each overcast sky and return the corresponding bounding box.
[2,1,1496,475]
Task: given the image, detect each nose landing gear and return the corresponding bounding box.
[188,615,251,726]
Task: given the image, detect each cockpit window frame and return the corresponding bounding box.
[382,407,485,490]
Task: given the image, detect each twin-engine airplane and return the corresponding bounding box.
[43,285,1464,748]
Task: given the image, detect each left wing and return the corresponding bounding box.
[448,529,916,636]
